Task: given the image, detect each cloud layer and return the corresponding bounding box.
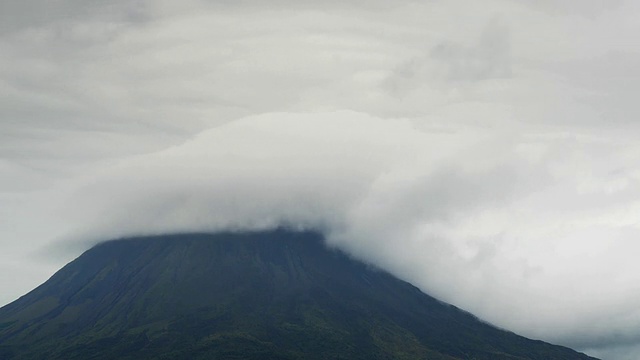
[3,1,640,358]
[53,111,640,353]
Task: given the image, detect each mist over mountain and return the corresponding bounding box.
[4,1,640,358]
[0,231,597,360]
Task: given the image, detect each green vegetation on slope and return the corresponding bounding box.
[0,231,598,360]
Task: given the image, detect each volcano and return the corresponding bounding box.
[0,230,597,359]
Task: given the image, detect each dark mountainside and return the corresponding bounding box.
[0,231,598,360]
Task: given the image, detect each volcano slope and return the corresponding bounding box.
[0,230,597,360]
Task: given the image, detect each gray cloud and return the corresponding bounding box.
[2,1,640,359]
[430,17,511,82]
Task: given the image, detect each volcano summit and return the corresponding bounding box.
[0,231,596,360]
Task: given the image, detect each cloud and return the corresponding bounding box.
[3,1,640,359]
[430,17,511,82]
[22,110,640,359]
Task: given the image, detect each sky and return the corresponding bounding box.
[1,0,640,358]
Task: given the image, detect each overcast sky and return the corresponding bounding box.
[2,0,640,358]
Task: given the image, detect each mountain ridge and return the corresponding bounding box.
[0,230,598,360]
